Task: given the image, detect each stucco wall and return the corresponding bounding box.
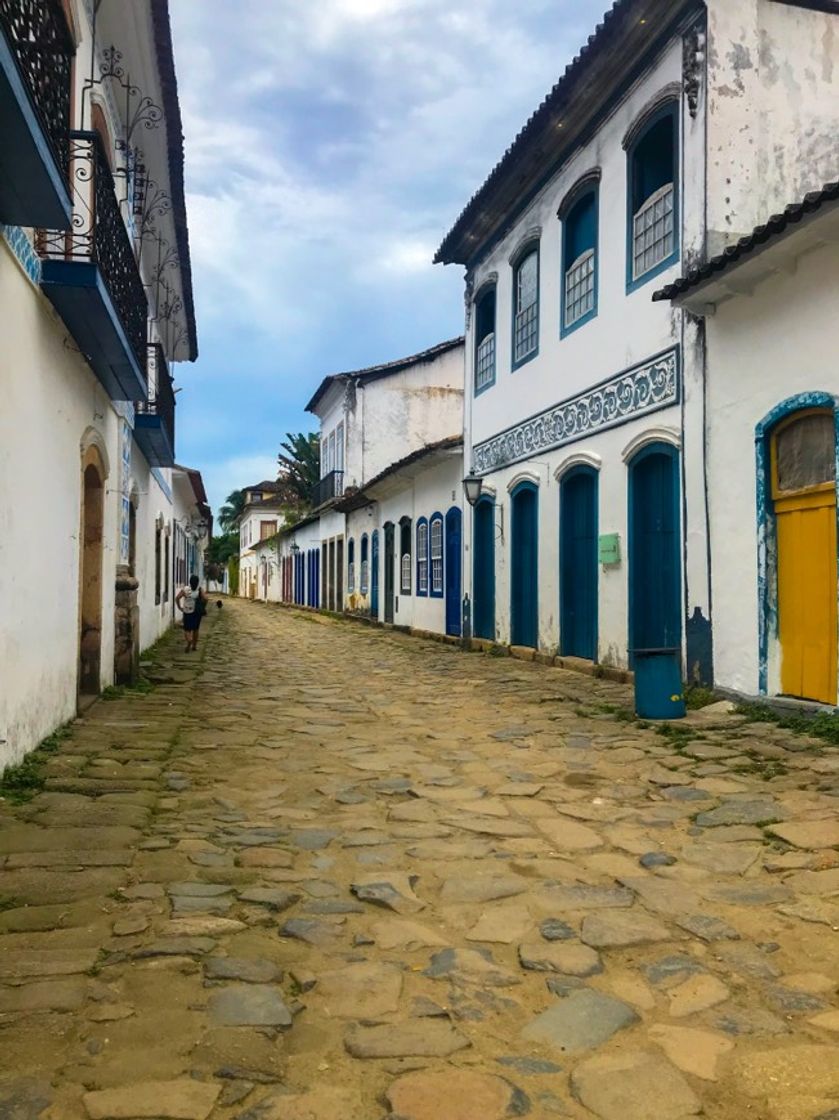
[0,244,120,766]
[706,0,839,254]
[706,238,839,697]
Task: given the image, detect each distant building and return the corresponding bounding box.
[0,0,200,767]
[236,482,285,600]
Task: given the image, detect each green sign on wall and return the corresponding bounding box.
[598,533,621,565]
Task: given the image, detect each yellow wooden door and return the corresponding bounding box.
[773,410,837,704]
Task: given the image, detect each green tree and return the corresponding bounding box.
[217,489,246,533]
[276,432,320,517]
[204,530,239,584]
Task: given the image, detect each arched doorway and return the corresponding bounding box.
[79,454,105,696]
[510,482,539,648]
[383,523,395,623]
[445,506,462,637]
[771,409,837,703]
[560,467,598,660]
[628,442,681,661]
[473,496,495,640]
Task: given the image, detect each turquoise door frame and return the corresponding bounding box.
[445,506,462,636]
[628,442,682,660]
[370,530,379,619]
[473,496,496,640]
[560,467,599,660]
[510,481,539,648]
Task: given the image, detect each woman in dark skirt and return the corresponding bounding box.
[176,574,206,652]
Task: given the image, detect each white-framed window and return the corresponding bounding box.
[474,286,496,392]
[336,421,344,471]
[328,430,336,474]
[513,247,539,365]
[360,534,369,594]
[628,106,677,285]
[401,553,411,593]
[417,520,428,595]
[565,249,595,327]
[633,182,674,281]
[430,516,443,595]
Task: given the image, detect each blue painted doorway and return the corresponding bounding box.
[473,497,495,639]
[445,506,462,636]
[371,530,379,619]
[510,482,539,648]
[560,467,598,660]
[383,523,395,623]
[628,443,681,658]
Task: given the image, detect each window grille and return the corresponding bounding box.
[348,561,355,594]
[431,517,443,594]
[401,553,411,593]
[360,560,369,594]
[564,249,595,327]
[417,521,429,594]
[476,332,495,391]
[633,183,674,280]
[514,251,538,363]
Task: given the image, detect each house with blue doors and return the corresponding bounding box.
[305,339,465,628]
[0,0,199,767]
[435,0,839,684]
[656,182,839,707]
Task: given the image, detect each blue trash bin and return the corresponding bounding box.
[632,648,686,720]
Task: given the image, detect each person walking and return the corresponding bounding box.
[176,574,206,652]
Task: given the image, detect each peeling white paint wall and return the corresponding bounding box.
[706,0,839,254]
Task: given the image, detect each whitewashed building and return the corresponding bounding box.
[305,339,465,626]
[236,482,284,601]
[0,0,199,767]
[656,182,839,705]
[435,0,839,684]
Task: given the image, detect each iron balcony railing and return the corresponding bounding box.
[36,130,148,373]
[137,342,175,448]
[0,0,73,185]
[312,469,344,507]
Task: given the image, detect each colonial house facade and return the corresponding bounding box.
[435,0,839,687]
[0,0,199,768]
[236,482,285,601]
[656,182,839,705]
[305,339,464,619]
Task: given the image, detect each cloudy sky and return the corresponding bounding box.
[169,0,609,514]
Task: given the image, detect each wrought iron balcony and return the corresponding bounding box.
[134,344,176,467]
[312,469,344,507]
[0,0,73,227]
[37,130,149,401]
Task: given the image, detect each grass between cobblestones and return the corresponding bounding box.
[0,723,72,803]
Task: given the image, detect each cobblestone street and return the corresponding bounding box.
[3,599,839,1119]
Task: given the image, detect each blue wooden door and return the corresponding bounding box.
[511,482,539,648]
[383,523,395,623]
[473,497,495,639]
[560,468,598,660]
[629,444,681,656]
[445,507,462,636]
[371,531,379,619]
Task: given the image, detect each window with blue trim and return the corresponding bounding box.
[360,534,369,594]
[347,537,355,593]
[628,106,678,286]
[512,246,539,367]
[416,519,429,595]
[562,188,597,333]
[474,287,496,393]
[430,515,443,597]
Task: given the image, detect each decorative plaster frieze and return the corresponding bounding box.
[472,346,680,474]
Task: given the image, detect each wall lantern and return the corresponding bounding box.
[463,475,483,507]
[290,542,300,555]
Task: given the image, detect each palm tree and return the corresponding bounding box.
[276,432,320,514]
[217,489,246,533]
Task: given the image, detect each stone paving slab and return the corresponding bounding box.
[2,600,839,1119]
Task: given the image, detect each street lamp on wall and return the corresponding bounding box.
[463,474,483,507]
